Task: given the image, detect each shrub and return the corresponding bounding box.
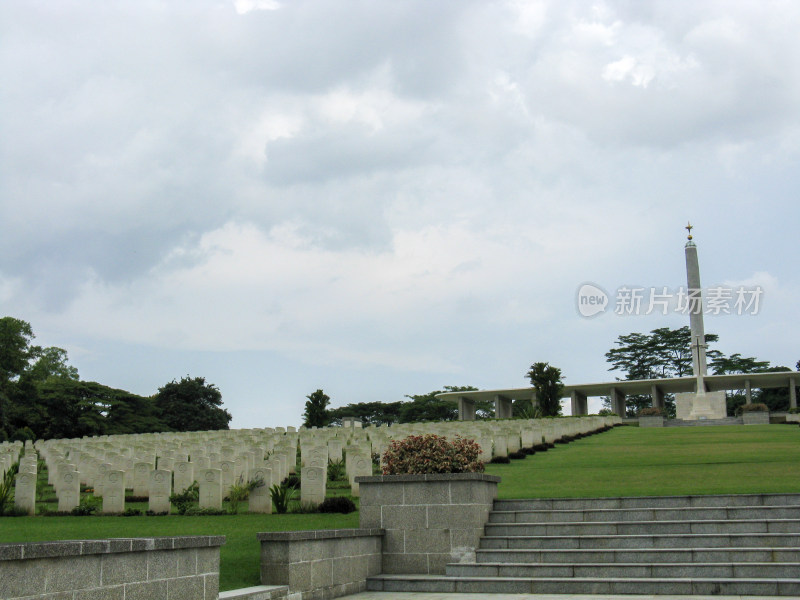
[327,459,346,482]
[740,403,769,413]
[489,456,510,464]
[789,407,799,414]
[382,434,484,475]
[70,496,100,516]
[227,476,265,514]
[282,475,301,489]
[122,508,142,517]
[269,482,297,514]
[169,481,199,515]
[318,496,356,514]
[0,461,19,516]
[290,501,319,514]
[597,409,617,416]
[639,407,664,416]
[184,506,230,516]
[508,451,526,460]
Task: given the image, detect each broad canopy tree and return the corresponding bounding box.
[1,316,233,439]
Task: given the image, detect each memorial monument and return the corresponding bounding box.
[675,223,727,419]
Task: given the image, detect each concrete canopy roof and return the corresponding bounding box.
[436,371,799,402]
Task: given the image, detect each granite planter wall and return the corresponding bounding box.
[743,411,770,425]
[0,536,224,600]
[639,415,664,428]
[356,472,500,575]
[258,528,383,600]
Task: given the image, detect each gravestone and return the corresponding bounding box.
[57,469,80,512]
[493,436,508,458]
[199,468,222,509]
[133,462,150,497]
[220,460,235,492]
[103,470,126,513]
[301,465,326,505]
[348,452,372,497]
[249,466,273,514]
[149,469,172,513]
[174,461,193,493]
[14,471,36,515]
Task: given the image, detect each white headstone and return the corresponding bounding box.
[103,470,126,513]
[149,469,172,514]
[198,468,222,509]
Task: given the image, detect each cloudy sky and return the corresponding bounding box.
[2,0,798,428]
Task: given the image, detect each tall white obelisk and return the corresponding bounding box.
[675,223,727,420]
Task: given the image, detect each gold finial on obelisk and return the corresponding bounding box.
[685,221,693,241]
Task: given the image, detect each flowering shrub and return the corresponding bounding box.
[639,407,664,416]
[382,434,484,475]
[739,403,769,413]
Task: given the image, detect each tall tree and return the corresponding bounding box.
[303,389,331,428]
[329,401,403,426]
[400,386,483,423]
[604,326,719,417]
[526,362,564,417]
[154,376,231,432]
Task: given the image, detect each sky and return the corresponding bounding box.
[1,0,798,428]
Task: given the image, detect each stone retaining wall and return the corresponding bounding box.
[258,528,383,600]
[356,472,500,575]
[0,536,224,600]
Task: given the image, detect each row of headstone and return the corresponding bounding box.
[24,416,620,515]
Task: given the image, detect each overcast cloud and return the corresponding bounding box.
[2,0,798,428]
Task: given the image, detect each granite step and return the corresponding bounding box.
[494,493,800,511]
[474,546,800,564]
[484,518,800,537]
[479,532,800,549]
[488,504,800,523]
[366,573,800,596]
[445,561,800,579]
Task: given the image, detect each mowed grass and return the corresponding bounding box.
[2,424,799,590]
[485,424,800,498]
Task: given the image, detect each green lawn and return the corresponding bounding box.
[2,424,798,591]
[485,424,800,498]
[0,511,359,591]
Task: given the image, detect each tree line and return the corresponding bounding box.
[0,317,232,442]
[604,326,798,417]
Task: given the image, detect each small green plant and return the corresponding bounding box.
[382,434,484,475]
[184,506,230,516]
[169,481,199,515]
[122,507,142,517]
[70,496,100,516]
[327,458,345,482]
[269,482,297,514]
[318,496,356,514]
[227,476,264,514]
[0,461,19,516]
[290,500,320,514]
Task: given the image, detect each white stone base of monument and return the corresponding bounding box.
[675,391,726,420]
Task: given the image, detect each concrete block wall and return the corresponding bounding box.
[258,529,383,600]
[0,536,225,600]
[356,472,500,575]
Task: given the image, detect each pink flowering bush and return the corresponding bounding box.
[382,434,485,475]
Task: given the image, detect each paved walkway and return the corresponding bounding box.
[343,593,788,600]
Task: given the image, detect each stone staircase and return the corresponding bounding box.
[367,493,800,596]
